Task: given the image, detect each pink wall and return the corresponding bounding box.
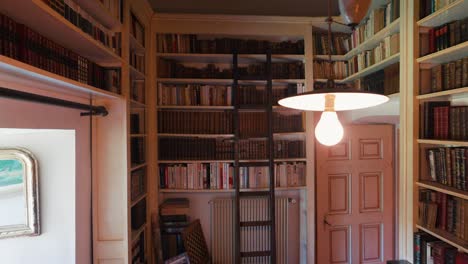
[0,96,91,264]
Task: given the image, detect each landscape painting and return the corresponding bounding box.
[0,159,26,227]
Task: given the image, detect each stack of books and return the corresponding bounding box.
[420,57,468,95]
[420,18,468,57]
[160,198,190,260]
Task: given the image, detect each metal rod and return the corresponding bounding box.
[0,87,108,116]
[232,50,241,264]
[266,48,277,264]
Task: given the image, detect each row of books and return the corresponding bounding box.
[419,0,459,19]
[130,13,144,46]
[156,34,305,54]
[239,139,306,160]
[131,80,146,104]
[0,13,121,93]
[425,147,468,191]
[420,18,468,57]
[157,83,305,107]
[314,82,351,90]
[159,198,189,260]
[157,84,232,106]
[419,189,468,241]
[313,60,348,80]
[130,110,145,134]
[360,63,400,95]
[421,101,468,140]
[347,33,400,76]
[131,198,146,230]
[159,162,306,190]
[43,0,122,55]
[158,138,305,160]
[312,32,351,55]
[131,167,147,201]
[159,138,234,160]
[349,0,400,49]
[130,51,145,75]
[157,60,305,80]
[158,111,233,134]
[414,231,468,264]
[131,137,146,166]
[420,57,468,95]
[159,162,233,190]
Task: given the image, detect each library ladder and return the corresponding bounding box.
[233,51,277,264]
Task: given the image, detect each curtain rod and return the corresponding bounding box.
[0,87,108,116]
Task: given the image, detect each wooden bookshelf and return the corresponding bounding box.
[314,78,345,84]
[131,223,147,242]
[314,55,346,61]
[130,34,146,54]
[417,139,468,147]
[74,0,122,30]
[131,193,148,207]
[417,41,468,66]
[131,100,147,108]
[159,186,307,193]
[156,53,304,63]
[417,86,468,100]
[416,181,468,200]
[130,65,146,80]
[158,133,235,138]
[0,55,122,99]
[1,0,122,66]
[417,0,468,27]
[344,18,401,59]
[416,225,468,253]
[412,0,468,259]
[157,160,235,164]
[341,53,400,82]
[157,105,234,110]
[157,78,233,85]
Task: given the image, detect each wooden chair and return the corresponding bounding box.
[181,219,210,264]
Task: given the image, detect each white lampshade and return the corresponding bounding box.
[278,90,389,111]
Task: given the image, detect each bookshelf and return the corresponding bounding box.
[340,52,400,82]
[412,0,468,260]
[126,2,153,264]
[153,18,313,260]
[1,0,122,66]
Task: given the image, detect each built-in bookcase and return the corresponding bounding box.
[128,8,151,264]
[413,0,468,257]
[312,0,401,96]
[155,34,307,194]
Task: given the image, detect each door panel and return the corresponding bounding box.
[317,125,395,264]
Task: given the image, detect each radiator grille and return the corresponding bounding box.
[210,197,289,264]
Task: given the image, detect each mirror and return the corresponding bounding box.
[0,148,40,239]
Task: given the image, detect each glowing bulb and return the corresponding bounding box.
[315,111,344,146]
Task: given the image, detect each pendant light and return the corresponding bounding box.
[278,0,388,146]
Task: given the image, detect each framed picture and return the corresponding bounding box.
[0,148,40,239]
[164,253,191,264]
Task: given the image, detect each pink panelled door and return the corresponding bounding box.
[316,125,395,264]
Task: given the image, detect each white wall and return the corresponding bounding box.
[0,96,91,264]
[0,129,75,263]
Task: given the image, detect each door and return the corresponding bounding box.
[316,125,395,264]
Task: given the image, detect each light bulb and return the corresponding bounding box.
[315,111,344,146]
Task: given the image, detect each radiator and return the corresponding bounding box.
[210,197,289,264]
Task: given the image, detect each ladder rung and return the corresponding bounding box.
[239,191,270,197]
[240,220,272,227]
[240,251,272,257]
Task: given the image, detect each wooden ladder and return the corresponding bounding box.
[232,50,276,264]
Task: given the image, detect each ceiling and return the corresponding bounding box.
[149,0,340,17]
